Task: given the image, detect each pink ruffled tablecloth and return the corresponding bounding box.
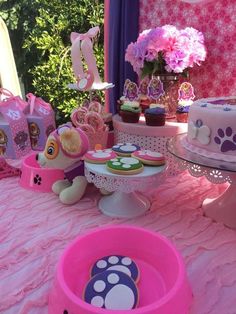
[1,172,236,314]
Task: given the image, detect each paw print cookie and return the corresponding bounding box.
[91,255,139,282]
[84,270,139,310]
[84,149,117,164]
[106,157,143,175]
[112,143,141,156]
[132,150,166,166]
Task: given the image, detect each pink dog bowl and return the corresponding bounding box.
[19,153,64,192]
[48,225,192,314]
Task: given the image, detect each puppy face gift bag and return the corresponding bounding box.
[24,93,56,151]
[0,88,31,159]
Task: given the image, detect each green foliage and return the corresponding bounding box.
[0,0,104,125]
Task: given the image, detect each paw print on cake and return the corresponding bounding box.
[214,127,236,153]
[91,255,139,282]
[34,174,42,185]
[84,270,138,310]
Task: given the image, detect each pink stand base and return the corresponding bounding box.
[203,184,236,229]
[98,191,150,218]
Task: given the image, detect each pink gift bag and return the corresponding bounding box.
[0,88,31,159]
[24,93,56,151]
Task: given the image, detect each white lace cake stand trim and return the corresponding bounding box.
[203,180,236,229]
[181,136,236,163]
[172,151,236,229]
[84,162,167,218]
[68,82,114,91]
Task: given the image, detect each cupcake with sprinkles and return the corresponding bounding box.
[176,82,195,123]
[120,81,141,123]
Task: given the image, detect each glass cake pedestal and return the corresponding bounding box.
[167,133,236,229]
[84,162,167,218]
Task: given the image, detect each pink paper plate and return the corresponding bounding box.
[48,225,192,314]
[19,153,64,193]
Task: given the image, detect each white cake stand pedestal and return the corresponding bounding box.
[167,134,236,229]
[84,162,167,218]
[202,176,236,228]
[68,82,114,101]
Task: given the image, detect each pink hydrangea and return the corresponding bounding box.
[125,24,207,76]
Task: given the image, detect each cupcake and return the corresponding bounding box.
[139,96,151,113]
[118,79,139,115]
[138,78,151,113]
[145,106,166,126]
[120,103,141,123]
[176,82,195,123]
[149,103,164,109]
[176,100,192,123]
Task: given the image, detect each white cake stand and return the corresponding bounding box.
[167,134,236,229]
[68,82,114,91]
[84,162,167,218]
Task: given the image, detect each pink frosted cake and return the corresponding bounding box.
[182,97,236,162]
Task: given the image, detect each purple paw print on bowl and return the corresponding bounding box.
[214,127,236,152]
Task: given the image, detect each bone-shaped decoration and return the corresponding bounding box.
[188,120,211,145]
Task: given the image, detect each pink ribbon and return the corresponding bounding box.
[0,88,27,110]
[70,26,102,84]
[27,93,51,115]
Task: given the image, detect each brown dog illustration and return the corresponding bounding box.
[0,129,8,155]
[29,122,40,148]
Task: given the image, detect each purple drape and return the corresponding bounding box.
[107,0,139,114]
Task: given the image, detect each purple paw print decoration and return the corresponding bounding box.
[214,127,236,152]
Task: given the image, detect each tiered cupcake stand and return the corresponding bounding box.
[112,114,187,175]
[85,162,167,218]
[167,134,236,229]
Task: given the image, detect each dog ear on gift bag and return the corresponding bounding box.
[37,124,89,205]
[24,93,56,151]
[0,88,31,159]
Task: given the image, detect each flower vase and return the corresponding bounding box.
[156,73,180,119]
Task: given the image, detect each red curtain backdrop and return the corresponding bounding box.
[139,0,236,98]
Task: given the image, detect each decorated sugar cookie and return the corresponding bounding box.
[112,143,141,157]
[84,149,117,164]
[91,255,140,282]
[84,270,139,310]
[132,150,166,166]
[106,157,143,175]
